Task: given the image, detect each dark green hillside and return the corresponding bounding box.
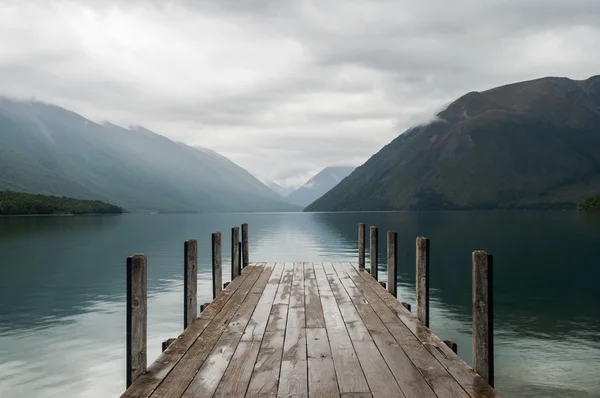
[306,75,600,211]
[577,195,600,211]
[0,191,123,215]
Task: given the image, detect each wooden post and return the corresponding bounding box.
[370,226,378,280]
[238,242,242,272]
[416,237,430,327]
[358,223,365,270]
[162,338,176,352]
[126,254,147,388]
[242,223,249,268]
[443,340,458,354]
[231,226,240,280]
[184,239,197,330]
[472,250,494,387]
[387,231,397,297]
[212,232,222,299]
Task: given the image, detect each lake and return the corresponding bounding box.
[0,211,599,397]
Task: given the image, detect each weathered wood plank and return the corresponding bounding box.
[314,263,370,394]
[127,254,147,388]
[358,223,365,270]
[273,262,294,305]
[246,261,293,395]
[416,237,430,327]
[331,262,437,398]
[326,263,371,341]
[353,340,406,398]
[370,226,378,280]
[184,240,197,330]
[340,263,471,397]
[279,263,308,397]
[387,232,397,298]
[304,262,325,328]
[242,223,249,268]
[242,263,285,341]
[247,331,286,396]
[347,263,500,397]
[306,328,339,397]
[231,226,240,279]
[212,232,222,299]
[213,340,262,397]
[121,266,257,398]
[147,265,264,398]
[473,251,494,387]
[180,263,275,397]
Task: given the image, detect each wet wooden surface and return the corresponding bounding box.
[122,262,501,398]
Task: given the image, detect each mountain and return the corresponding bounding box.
[261,180,294,197]
[0,98,300,212]
[286,166,355,207]
[305,75,600,211]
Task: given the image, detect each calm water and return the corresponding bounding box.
[1,212,599,397]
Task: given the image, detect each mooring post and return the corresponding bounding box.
[162,338,176,352]
[238,242,242,272]
[416,237,430,327]
[126,254,147,388]
[212,232,222,299]
[387,231,397,297]
[231,226,240,279]
[370,226,378,280]
[358,223,365,270]
[242,223,249,267]
[472,250,494,387]
[184,239,197,330]
[443,340,458,354]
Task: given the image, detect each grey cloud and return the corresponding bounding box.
[1,0,599,186]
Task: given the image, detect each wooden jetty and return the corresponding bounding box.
[121,223,500,397]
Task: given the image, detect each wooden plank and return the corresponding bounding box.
[346,263,500,397]
[353,340,406,398]
[147,265,265,398]
[273,263,294,305]
[279,265,308,398]
[231,226,240,279]
[304,262,325,328]
[387,232,397,297]
[325,263,371,341]
[247,263,292,396]
[126,254,147,388]
[181,263,275,397]
[313,263,370,394]
[247,331,286,396]
[287,262,305,328]
[121,265,257,398]
[416,237,430,327]
[340,263,471,397]
[331,262,437,398]
[358,223,365,270]
[242,223,249,268]
[306,328,339,397]
[370,226,378,280]
[184,240,197,330]
[212,232,222,299]
[213,340,262,397]
[242,263,285,341]
[472,251,494,387]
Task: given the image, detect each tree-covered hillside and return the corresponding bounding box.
[0,191,124,215]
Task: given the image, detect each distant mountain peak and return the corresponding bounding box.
[286,166,355,207]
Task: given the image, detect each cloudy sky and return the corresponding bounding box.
[1,0,599,186]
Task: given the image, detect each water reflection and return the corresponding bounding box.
[0,212,599,397]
